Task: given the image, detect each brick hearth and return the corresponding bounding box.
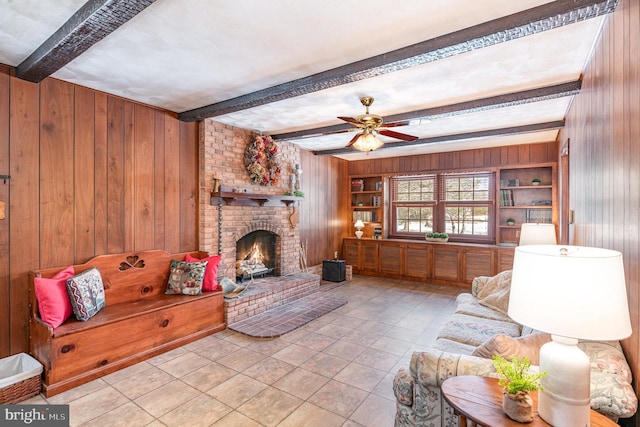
[224,273,320,324]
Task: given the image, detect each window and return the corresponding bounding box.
[390,172,494,243]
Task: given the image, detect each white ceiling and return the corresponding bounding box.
[0,0,609,161]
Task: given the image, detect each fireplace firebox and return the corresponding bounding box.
[235,230,277,281]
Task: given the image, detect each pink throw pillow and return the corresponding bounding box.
[185,254,221,291]
[34,266,75,328]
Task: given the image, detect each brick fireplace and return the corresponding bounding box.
[198,119,302,279]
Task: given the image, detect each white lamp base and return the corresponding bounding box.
[538,335,591,427]
[355,230,363,239]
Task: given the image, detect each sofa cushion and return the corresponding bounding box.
[471,332,552,365]
[437,313,521,348]
[186,253,221,291]
[454,293,512,322]
[475,269,512,299]
[433,338,477,355]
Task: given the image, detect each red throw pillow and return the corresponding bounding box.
[34,266,75,328]
[185,254,221,291]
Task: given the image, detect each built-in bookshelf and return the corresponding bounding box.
[496,163,557,245]
[350,176,385,239]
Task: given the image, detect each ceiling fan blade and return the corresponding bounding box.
[381,120,410,128]
[379,129,419,141]
[345,132,363,147]
[338,116,363,127]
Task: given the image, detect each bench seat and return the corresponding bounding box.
[30,250,226,397]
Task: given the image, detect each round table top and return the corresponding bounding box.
[441,376,617,427]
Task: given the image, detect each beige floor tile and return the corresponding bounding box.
[349,393,397,427]
[244,337,291,355]
[237,387,302,427]
[307,379,368,418]
[157,351,213,378]
[314,323,353,339]
[68,386,130,426]
[111,366,174,400]
[206,373,268,408]
[273,367,329,400]
[180,363,237,392]
[82,401,154,427]
[356,347,401,372]
[370,335,413,356]
[194,339,244,360]
[300,352,350,378]
[102,361,153,385]
[211,410,263,426]
[271,343,318,366]
[323,340,366,361]
[372,373,397,400]
[217,347,267,371]
[159,393,231,427]
[334,361,387,392]
[242,356,295,385]
[45,378,109,405]
[146,347,188,366]
[293,331,337,351]
[133,380,200,418]
[278,401,346,427]
[342,328,384,347]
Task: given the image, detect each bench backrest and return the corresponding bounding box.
[30,250,210,318]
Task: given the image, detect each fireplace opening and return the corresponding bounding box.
[236,230,277,281]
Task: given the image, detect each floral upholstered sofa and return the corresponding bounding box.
[393,270,638,426]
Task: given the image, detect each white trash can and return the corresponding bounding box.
[0,353,43,403]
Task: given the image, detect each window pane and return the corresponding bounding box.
[395,206,433,233]
[444,176,491,202]
[444,206,489,236]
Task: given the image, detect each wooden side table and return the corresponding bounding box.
[441,376,617,427]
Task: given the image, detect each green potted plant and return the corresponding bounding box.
[506,218,515,226]
[425,232,449,242]
[531,178,541,186]
[492,355,546,422]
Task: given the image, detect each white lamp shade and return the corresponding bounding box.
[508,245,631,341]
[354,219,365,229]
[519,223,557,245]
[353,132,383,152]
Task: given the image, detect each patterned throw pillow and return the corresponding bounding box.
[66,267,106,321]
[165,260,207,296]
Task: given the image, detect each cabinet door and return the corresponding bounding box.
[361,240,379,272]
[404,245,429,279]
[433,246,460,281]
[344,240,361,271]
[380,243,402,275]
[462,249,494,284]
[497,248,515,272]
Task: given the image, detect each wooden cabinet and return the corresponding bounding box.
[350,175,385,239]
[497,163,557,245]
[343,238,514,286]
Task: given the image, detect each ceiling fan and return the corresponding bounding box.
[338,96,418,152]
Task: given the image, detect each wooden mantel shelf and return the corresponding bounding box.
[210,191,302,207]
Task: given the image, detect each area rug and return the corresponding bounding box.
[227,292,347,338]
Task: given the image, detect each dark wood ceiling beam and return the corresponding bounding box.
[16,0,157,83]
[273,81,581,141]
[312,121,565,156]
[178,0,616,122]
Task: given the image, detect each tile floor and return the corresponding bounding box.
[24,275,464,427]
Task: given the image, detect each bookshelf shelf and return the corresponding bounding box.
[350,176,385,239]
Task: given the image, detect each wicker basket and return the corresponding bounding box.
[0,353,43,404]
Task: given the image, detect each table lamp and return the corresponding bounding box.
[508,245,631,426]
[354,219,365,239]
[519,223,557,245]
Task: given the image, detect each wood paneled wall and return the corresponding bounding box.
[347,142,558,176]
[0,67,199,357]
[299,150,349,266]
[561,0,640,418]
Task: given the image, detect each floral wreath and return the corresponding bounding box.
[244,134,281,186]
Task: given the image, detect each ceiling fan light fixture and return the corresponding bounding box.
[352,129,383,152]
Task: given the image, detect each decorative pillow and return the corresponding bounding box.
[479,283,511,315]
[166,260,207,296]
[472,332,552,365]
[34,266,75,328]
[476,269,512,299]
[185,253,221,291]
[66,267,106,321]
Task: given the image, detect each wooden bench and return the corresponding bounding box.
[29,250,225,397]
